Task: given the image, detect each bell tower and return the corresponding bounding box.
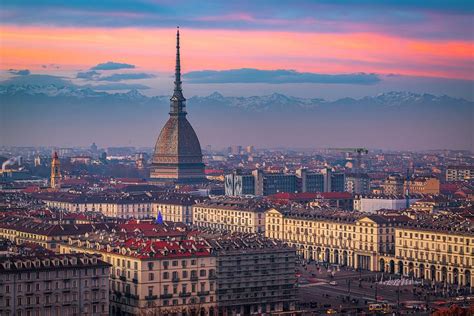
[51,152,61,189]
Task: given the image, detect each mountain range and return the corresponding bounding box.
[0,83,472,150]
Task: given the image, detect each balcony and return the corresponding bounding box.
[125,293,139,300]
[132,278,138,284]
[179,292,191,297]
[198,291,210,296]
[145,295,158,300]
[190,276,198,281]
[160,294,173,299]
[172,277,180,283]
[119,276,126,281]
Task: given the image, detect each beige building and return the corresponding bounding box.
[151,194,200,225]
[0,217,113,251]
[446,166,473,182]
[60,233,217,315]
[265,207,408,271]
[193,198,267,233]
[381,174,404,195]
[380,226,473,288]
[39,193,154,219]
[0,253,110,316]
[37,192,200,223]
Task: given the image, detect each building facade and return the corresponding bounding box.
[404,177,440,195]
[37,192,199,223]
[193,199,267,233]
[446,166,473,182]
[60,235,217,315]
[345,173,370,195]
[208,236,297,315]
[382,174,405,195]
[265,207,407,271]
[380,226,473,288]
[0,218,113,251]
[0,253,110,316]
[353,195,420,213]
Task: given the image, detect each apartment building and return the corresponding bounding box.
[60,233,217,315]
[0,217,113,251]
[446,166,473,182]
[0,253,110,316]
[36,192,202,223]
[265,207,408,271]
[381,224,473,287]
[192,198,268,233]
[207,235,297,315]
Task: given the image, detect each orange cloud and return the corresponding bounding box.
[0,25,472,79]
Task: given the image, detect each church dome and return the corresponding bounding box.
[153,116,203,162]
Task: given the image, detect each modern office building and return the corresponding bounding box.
[225,168,345,197]
[345,173,370,195]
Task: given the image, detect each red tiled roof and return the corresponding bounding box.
[204,169,224,175]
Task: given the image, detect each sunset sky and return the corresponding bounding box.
[0,0,473,99]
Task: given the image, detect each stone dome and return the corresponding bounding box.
[152,116,203,164]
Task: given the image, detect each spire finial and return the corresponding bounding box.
[175,26,181,92]
[170,27,186,115]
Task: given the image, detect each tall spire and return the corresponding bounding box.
[175,26,181,93]
[170,26,186,115]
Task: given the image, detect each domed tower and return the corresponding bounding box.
[150,28,205,183]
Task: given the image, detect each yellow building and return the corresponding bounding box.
[60,233,217,315]
[193,198,267,233]
[265,207,408,271]
[380,226,473,287]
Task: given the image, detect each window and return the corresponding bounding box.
[163,272,169,279]
[149,273,154,281]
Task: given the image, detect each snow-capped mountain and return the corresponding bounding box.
[1,83,472,150]
[0,83,469,111]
